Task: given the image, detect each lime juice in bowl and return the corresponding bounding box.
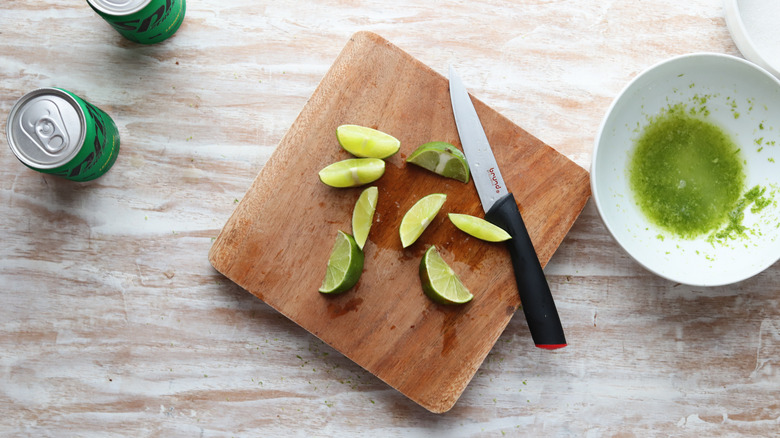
[591,53,780,286]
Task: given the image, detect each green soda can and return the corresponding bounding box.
[86,0,186,44]
[6,88,120,182]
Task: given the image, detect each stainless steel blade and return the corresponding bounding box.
[449,66,509,213]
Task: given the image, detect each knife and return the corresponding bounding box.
[448,66,566,349]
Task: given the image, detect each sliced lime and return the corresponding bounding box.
[406,142,470,183]
[419,246,473,305]
[448,213,512,242]
[319,231,364,294]
[336,124,401,159]
[318,158,385,188]
[352,186,378,250]
[399,193,447,248]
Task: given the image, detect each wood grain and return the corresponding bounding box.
[208,31,590,413]
[1,0,779,436]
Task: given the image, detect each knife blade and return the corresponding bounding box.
[449,66,566,349]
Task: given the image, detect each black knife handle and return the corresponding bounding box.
[485,193,566,349]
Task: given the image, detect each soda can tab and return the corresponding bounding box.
[6,88,120,182]
[87,0,186,44]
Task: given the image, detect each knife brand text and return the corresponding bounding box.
[488,167,502,193]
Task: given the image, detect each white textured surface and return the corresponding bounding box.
[1,0,779,436]
[738,0,780,67]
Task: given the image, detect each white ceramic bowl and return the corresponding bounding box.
[592,53,780,286]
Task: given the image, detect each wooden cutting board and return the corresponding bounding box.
[209,31,590,413]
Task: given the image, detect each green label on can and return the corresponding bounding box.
[6,87,120,181]
[50,90,121,181]
[90,0,186,45]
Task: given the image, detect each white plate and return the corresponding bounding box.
[724,0,780,79]
[592,53,780,286]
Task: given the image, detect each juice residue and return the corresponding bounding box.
[708,185,773,244]
[629,103,746,238]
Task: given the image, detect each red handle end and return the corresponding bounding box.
[536,344,567,350]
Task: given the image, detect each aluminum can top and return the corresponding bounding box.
[87,0,152,16]
[6,88,86,170]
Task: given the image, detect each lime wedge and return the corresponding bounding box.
[419,246,473,305]
[399,193,447,248]
[318,158,385,188]
[337,124,401,159]
[352,186,378,250]
[448,213,512,242]
[406,142,470,183]
[319,231,364,294]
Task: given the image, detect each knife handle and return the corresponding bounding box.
[485,193,567,349]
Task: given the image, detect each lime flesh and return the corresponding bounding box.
[337,124,401,159]
[399,193,447,248]
[448,213,512,242]
[352,186,378,250]
[318,158,385,188]
[406,142,470,183]
[319,231,364,294]
[419,246,473,305]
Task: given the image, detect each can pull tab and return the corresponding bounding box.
[20,99,70,154]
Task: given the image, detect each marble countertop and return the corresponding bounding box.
[1,0,778,436]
